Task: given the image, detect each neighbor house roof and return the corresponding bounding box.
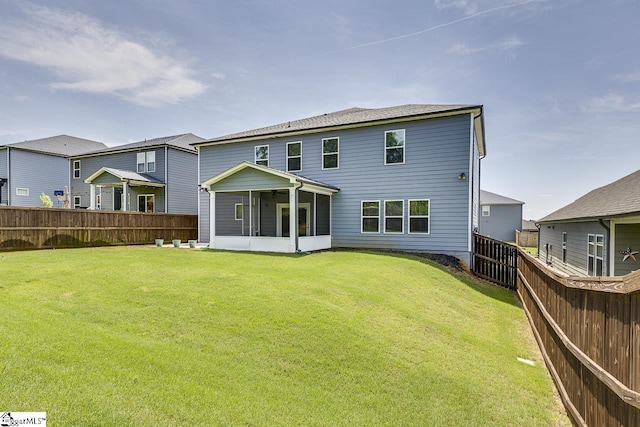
[72,133,204,158]
[85,167,165,187]
[538,169,640,223]
[2,135,106,157]
[522,220,538,232]
[194,104,485,156]
[480,190,524,205]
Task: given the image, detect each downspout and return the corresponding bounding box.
[598,218,611,276]
[7,147,11,205]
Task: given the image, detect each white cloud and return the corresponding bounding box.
[447,36,523,54]
[0,4,206,107]
[581,92,640,113]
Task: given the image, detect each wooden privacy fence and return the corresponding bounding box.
[518,250,640,426]
[472,233,518,290]
[0,206,197,250]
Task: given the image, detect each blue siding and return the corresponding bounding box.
[199,114,477,263]
[539,221,608,276]
[10,150,69,207]
[0,148,7,205]
[167,148,198,214]
[479,204,522,242]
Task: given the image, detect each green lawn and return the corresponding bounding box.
[0,247,569,426]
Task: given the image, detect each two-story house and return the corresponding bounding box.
[0,135,106,207]
[479,190,524,242]
[194,104,486,266]
[69,133,204,214]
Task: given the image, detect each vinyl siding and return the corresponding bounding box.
[0,148,7,205]
[9,150,69,208]
[199,114,476,263]
[71,148,167,211]
[479,204,522,242]
[166,148,198,214]
[613,223,640,276]
[539,221,609,276]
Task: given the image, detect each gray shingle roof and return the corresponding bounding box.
[522,220,538,231]
[99,167,164,184]
[538,169,640,222]
[77,133,204,156]
[480,190,524,205]
[3,135,106,157]
[195,104,481,144]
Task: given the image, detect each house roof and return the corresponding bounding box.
[85,167,165,187]
[1,135,106,157]
[522,220,538,232]
[194,104,485,156]
[538,169,640,223]
[73,133,204,157]
[201,161,340,194]
[480,190,524,205]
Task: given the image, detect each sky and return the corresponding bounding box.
[0,0,639,220]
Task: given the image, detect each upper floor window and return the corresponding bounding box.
[255,145,269,167]
[385,129,405,165]
[361,201,380,233]
[409,199,430,234]
[146,151,156,172]
[73,160,81,179]
[287,142,302,172]
[482,205,490,216]
[322,137,339,169]
[137,151,156,173]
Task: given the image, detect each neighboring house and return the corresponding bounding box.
[478,190,524,242]
[516,219,539,247]
[194,104,486,266]
[69,133,204,214]
[538,169,640,277]
[0,135,106,207]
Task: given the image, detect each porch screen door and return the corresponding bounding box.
[278,204,310,237]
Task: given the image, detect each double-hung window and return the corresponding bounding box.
[255,145,269,166]
[137,152,146,173]
[384,200,404,233]
[73,195,81,209]
[361,201,380,233]
[73,160,81,179]
[385,129,405,165]
[587,234,604,276]
[409,199,430,234]
[146,151,156,172]
[287,142,302,172]
[482,205,490,216]
[562,232,567,263]
[322,137,339,169]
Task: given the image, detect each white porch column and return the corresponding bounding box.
[209,191,216,249]
[122,182,129,211]
[289,186,297,252]
[89,184,96,209]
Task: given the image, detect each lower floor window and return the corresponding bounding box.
[16,188,29,196]
[384,200,403,233]
[361,201,380,233]
[587,234,603,276]
[409,199,430,234]
[138,194,155,213]
[73,195,81,208]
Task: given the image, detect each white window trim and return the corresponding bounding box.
[361,200,380,234]
[482,205,490,216]
[146,151,156,173]
[73,195,81,209]
[408,199,430,235]
[73,160,81,179]
[286,141,302,172]
[16,188,29,196]
[322,137,339,170]
[587,233,604,276]
[235,203,243,220]
[138,194,155,213]
[137,152,146,173]
[383,200,404,234]
[562,232,567,263]
[255,144,269,167]
[384,129,405,165]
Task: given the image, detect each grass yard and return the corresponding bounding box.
[0,247,569,426]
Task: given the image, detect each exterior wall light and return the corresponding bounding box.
[458,172,466,180]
